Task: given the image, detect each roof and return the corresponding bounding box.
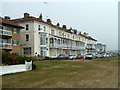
[0,17,23,28]
[10,16,97,41]
[11,16,72,33]
[87,36,97,41]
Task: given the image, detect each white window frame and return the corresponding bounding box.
[13,28,17,34]
[13,40,17,45]
[51,29,55,35]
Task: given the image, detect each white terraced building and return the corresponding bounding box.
[96,43,106,54]
[10,13,98,57]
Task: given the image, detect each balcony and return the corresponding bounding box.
[49,43,85,50]
[0,43,12,50]
[0,29,12,39]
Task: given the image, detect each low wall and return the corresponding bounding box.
[0,61,32,75]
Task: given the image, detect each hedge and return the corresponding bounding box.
[2,51,30,65]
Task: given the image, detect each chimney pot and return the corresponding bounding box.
[62,25,66,29]
[83,32,88,36]
[57,23,60,26]
[47,18,52,24]
[24,13,29,18]
[4,16,10,20]
[39,13,42,20]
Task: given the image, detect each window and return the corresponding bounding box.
[13,41,17,45]
[62,33,64,37]
[0,39,2,43]
[11,28,19,34]
[59,32,61,36]
[26,24,29,30]
[13,28,17,33]
[23,47,31,55]
[12,40,19,46]
[67,34,69,38]
[2,26,7,30]
[40,47,46,57]
[64,33,66,37]
[73,35,74,39]
[38,25,41,31]
[44,26,46,32]
[46,38,48,44]
[51,29,55,35]
[2,40,7,43]
[40,34,43,45]
[40,47,43,56]
[40,34,46,45]
[26,34,29,41]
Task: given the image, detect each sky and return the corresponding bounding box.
[1,1,118,51]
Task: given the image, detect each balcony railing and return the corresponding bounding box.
[0,29,12,36]
[0,43,12,50]
[50,43,85,50]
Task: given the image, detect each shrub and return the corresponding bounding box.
[42,56,51,60]
[2,51,30,65]
[31,57,38,61]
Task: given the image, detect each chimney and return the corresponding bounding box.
[74,29,77,34]
[83,32,88,36]
[39,13,42,20]
[24,13,29,18]
[57,23,60,26]
[47,18,52,24]
[4,16,10,20]
[62,25,66,29]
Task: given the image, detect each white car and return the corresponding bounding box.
[69,55,76,60]
[96,54,102,58]
[106,54,110,57]
[103,54,107,58]
[85,54,93,59]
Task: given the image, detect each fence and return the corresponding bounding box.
[0,61,32,75]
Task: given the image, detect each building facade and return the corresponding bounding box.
[96,43,106,54]
[11,13,101,57]
[0,16,23,55]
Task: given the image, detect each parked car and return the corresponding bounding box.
[96,54,102,58]
[103,54,107,58]
[100,54,105,58]
[57,54,69,58]
[76,54,84,59]
[112,54,118,57]
[106,54,110,57]
[69,55,76,60]
[85,53,93,59]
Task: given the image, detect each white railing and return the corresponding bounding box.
[0,43,12,49]
[0,29,12,36]
[50,43,85,50]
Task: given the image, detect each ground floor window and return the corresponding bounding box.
[23,47,31,55]
[40,47,46,57]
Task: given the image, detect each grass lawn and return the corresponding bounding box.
[2,56,118,88]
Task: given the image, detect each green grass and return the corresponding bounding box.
[2,56,118,88]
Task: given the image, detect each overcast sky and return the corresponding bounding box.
[1,1,118,51]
